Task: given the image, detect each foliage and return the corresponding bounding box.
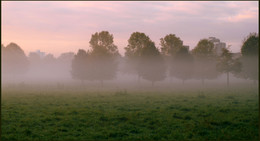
[89,31,119,56]
[192,39,214,58]
[2,42,29,75]
[138,41,166,84]
[125,32,151,58]
[160,34,183,56]
[241,33,258,56]
[124,32,166,84]
[124,32,152,75]
[71,49,91,81]
[238,33,259,82]
[88,31,119,82]
[217,48,241,74]
[216,48,241,86]
[71,31,119,83]
[191,39,219,83]
[171,47,194,83]
[238,56,258,81]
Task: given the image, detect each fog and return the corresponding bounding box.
[2,43,256,92]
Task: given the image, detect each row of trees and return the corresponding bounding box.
[2,32,258,86]
[71,31,258,86]
[2,43,74,82]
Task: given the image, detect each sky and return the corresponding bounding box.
[1,1,259,57]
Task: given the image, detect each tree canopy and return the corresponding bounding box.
[216,48,241,86]
[238,33,259,82]
[138,40,166,85]
[2,42,29,75]
[192,39,218,84]
[71,49,91,82]
[171,47,194,83]
[124,32,154,76]
[241,33,259,56]
[160,34,183,56]
[71,31,119,84]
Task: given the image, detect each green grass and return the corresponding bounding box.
[1,87,259,140]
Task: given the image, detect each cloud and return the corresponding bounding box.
[2,1,258,56]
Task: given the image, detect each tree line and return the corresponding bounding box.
[2,31,258,86]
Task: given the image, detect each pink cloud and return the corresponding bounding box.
[2,1,258,56]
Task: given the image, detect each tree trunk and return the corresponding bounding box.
[227,72,230,87]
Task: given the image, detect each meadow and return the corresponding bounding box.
[1,83,259,140]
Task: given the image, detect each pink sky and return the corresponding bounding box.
[2,1,259,57]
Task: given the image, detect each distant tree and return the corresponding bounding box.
[88,31,119,85]
[57,52,75,75]
[216,48,241,87]
[124,32,151,77]
[192,39,219,84]
[2,42,29,75]
[171,47,194,84]
[241,33,258,56]
[160,34,183,56]
[238,33,259,83]
[43,54,56,64]
[138,40,166,86]
[160,34,188,81]
[57,52,75,63]
[71,49,90,83]
[28,52,42,65]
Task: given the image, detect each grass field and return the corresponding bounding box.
[1,85,259,140]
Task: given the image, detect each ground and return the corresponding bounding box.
[1,83,259,140]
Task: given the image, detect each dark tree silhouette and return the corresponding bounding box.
[171,47,194,84]
[57,52,75,76]
[124,32,152,78]
[138,39,166,86]
[238,33,259,83]
[160,34,190,81]
[160,34,183,56]
[88,31,119,85]
[241,33,258,56]
[216,48,241,87]
[192,39,219,85]
[2,42,29,75]
[71,49,90,83]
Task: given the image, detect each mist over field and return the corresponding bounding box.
[1,1,259,141]
[1,34,258,91]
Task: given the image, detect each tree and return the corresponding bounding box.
[160,34,189,81]
[71,49,90,83]
[216,48,241,87]
[160,34,183,56]
[124,32,152,77]
[238,33,259,83]
[241,33,258,56]
[43,53,56,64]
[2,42,29,75]
[88,31,119,85]
[57,52,75,76]
[171,47,194,84]
[28,52,42,65]
[57,52,75,63]
[192,39,219,84]
[138,39,166,86]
